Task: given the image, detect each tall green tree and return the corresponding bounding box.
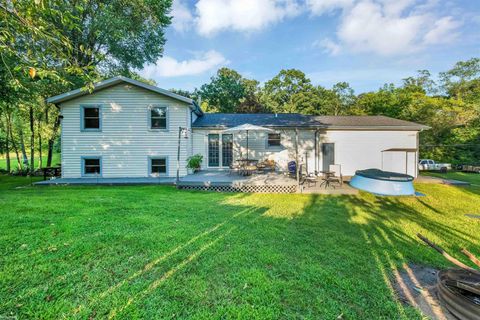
[260,69,313,113]
[0,0,172,172]
[197,68,261,113]
[440,58,480,100]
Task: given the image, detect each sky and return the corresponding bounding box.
[139,0,480,93]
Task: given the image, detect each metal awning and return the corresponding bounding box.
[382,148,418,152]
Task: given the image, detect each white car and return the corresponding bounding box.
[418,159,451,172]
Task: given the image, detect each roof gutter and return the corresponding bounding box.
[192,125,430,131]
[191,101,203,116]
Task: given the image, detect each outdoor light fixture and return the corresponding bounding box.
[182,128,189,139]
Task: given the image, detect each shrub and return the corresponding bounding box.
[186,154,203,171]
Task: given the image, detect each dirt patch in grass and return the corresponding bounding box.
[392,263,456,320]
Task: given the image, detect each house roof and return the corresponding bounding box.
[46,76,203,116]
[192,113,430,131]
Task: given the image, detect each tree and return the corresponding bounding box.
[169,89,195,100]
[1,0,172,78]
[260,69,312,113]
[331,82,356,115]
[440,58,480,99]
[402,70,437,95]
[0,0,173,172]
[198,68,253,113]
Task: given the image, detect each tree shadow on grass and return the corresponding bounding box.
[277,191,479,319]
[85,190,479,319]
[3,185,479,319]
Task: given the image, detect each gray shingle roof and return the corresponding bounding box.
[192,113,429,130]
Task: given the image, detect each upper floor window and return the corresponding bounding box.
[81,106,101,131]
[150,106,167,130]
[267,133,281,147]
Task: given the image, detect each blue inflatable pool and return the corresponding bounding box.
[350,169,415,196]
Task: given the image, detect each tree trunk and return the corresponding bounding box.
[0,116,11,172]
[6,113,22,170]
[37,120,42,169]
[18,124,29,169]
[29,105,35,173]
[5,133,10,172]
[47,115,60,167]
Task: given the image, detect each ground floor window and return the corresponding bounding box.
[82,157,101,176]
[267,133,282,148]
[150,157,167,175]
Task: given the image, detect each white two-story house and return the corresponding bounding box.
[47,76,429,180]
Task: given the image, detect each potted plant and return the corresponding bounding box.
[186,154,203,173]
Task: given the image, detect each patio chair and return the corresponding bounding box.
[228,161,241,175]
[328,164,343,186]
[299,164,318,188]
[257,159,276,173]
[263,159,276,172]
[288,161,297,177]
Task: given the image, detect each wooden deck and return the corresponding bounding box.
[35,170,358,194]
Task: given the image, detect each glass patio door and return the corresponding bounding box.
[222,134,233,167]
[208,134,220,167]
[208,134,233,167]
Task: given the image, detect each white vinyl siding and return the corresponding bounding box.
[192,128,418,177]
[320,130,418,177]
[60,84,190,178]
[192,129,317,172]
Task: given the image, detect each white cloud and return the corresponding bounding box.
[423,16,461,44]
[306,0,354,15]
[141,51,229,78]
[313,38,342,55]
[337,1,426,55]
[195,0,302,36]
[171,0,193,32]
[309,0,462,56]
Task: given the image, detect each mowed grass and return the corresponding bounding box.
[1,176,479,319]
[0,153,61,171]
[421,170,480,185]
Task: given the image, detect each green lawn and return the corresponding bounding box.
[421,170,480,185]
[0,153,61,171]
[1,176,479,319]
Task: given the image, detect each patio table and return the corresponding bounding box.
[237,159,259,176]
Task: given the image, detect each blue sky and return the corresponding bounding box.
[140,0,480,93]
